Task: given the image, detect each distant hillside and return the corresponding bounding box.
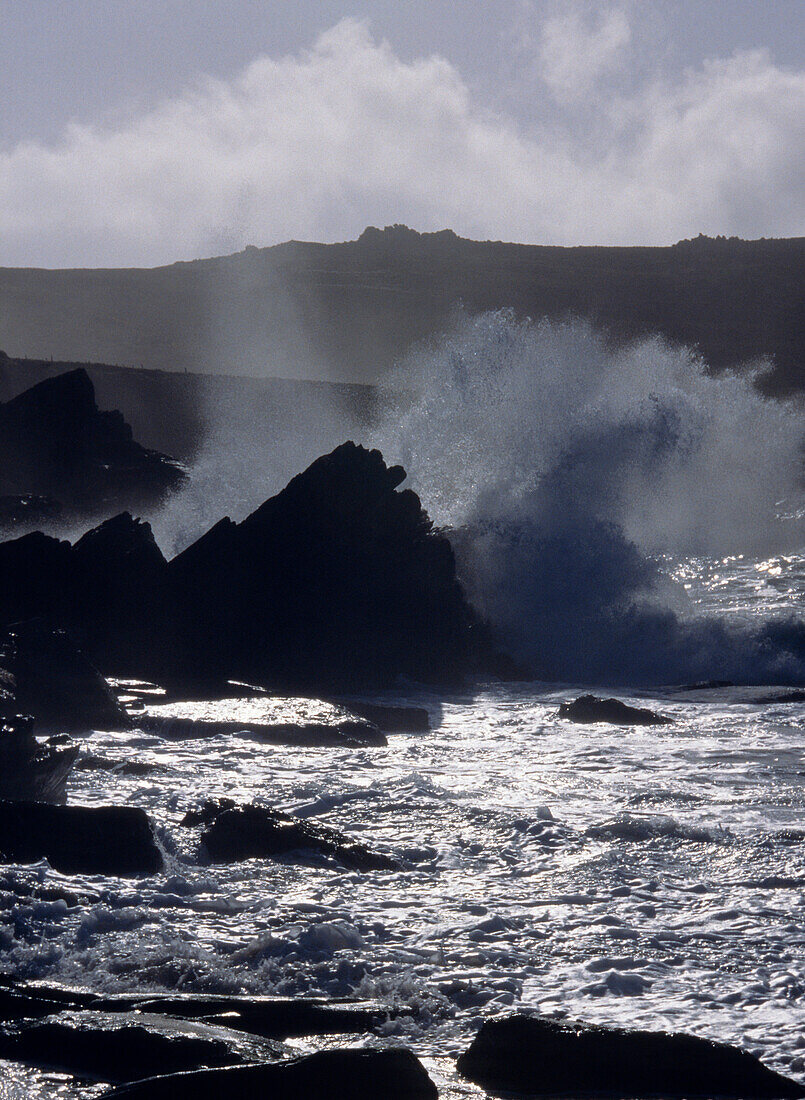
[0,227,802,394]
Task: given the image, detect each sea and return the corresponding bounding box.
[1,314,804,1097]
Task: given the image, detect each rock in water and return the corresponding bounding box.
[0,443,508,690]
[0,1010,276,1083]
[559,694,672,725]
[168,441,502,690]
[0,619,129,732]
[183,799,399,870]
[0,368,185,530]
[108,1047,438,1099]
[0,801,162,875]
[457,1015,805,1098]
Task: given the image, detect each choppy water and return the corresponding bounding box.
[2,550,805,1097]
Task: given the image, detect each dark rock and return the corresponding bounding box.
[0,444,507,691]
[0,716,78,803]
[457,1015,805,1098]
[185,800,398,871]
[103,993,391,1040]
[559,695,672,726]
[0,800,162,874]
[332,700,431,732]
[0,515,177,679]
[0,369,185,530]
[140,713,386,747]
[168,442,503,690]
[0,619,129,731]
[0,1010,278,1083]
[108,1047,438,1099]
[0,980,395,1039]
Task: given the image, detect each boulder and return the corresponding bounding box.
[0,368,185,530]
[559,695,672,726]
[108,1047,438,1099]
[184,799,398,871]
[457,1015,805,1098]
[0,1010,278,1084]
[0,800,162,874]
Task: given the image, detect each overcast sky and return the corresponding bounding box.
[1,0,803,266]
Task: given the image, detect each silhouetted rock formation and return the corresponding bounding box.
[0,368,185,531]
[0,443,505,690]
[0,619,129,732]
[183,799,399,870]
[559,695,672,725]
[0,515,176,678]
[0,801,162,874]
[457,1015,805,1098]
[169,441,501,690]
[1,231,801,396]
[109,1047,438,1099]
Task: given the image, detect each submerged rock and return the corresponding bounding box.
[0,801,162,875]
[184,799,399,871]
[109,1047,438,1099]
[457,1015,805,1098]
[559,694,672,726]
[0,1009,277,1084]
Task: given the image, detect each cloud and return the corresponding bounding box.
[0,19,802,266]
[539,6,631,101]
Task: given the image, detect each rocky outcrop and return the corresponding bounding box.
[559,695,672,726]
[0,443,506,691]
[0,619,129,732]
[0,515,176,679]
[0,801,162,874]
[168,442,501,690]
[109,1047,438,1099]
[457,1015,805,1098]
[183,799,399,871]
[0,369,185,531]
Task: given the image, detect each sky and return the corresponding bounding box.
[1,0,803,267]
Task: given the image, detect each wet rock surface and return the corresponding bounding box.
[457,1015,805,1098]
[107,1046,439,1099]
[559,694,672,725]
[184,799,399,871]
[0,1009,278,1083]
[0,979,395,1039]
[0,800,162,875]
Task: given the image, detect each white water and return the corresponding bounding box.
[2,316,805,1096]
